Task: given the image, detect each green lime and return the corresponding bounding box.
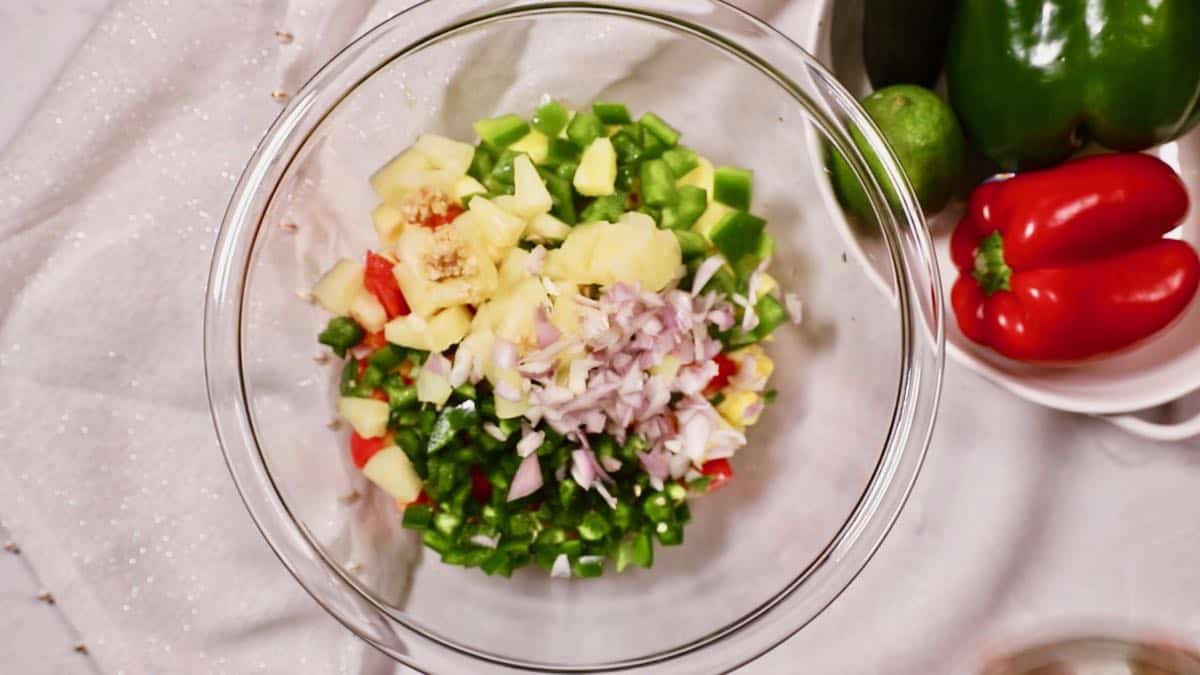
[828,84,966,218]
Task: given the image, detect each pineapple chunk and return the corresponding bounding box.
[490,368,530,419]
[677,156,715,198]
[497,248,532,290]
[361,446,422,503]
[312,259,365,315]
[452,175,487,202]
[716,390,762,431]
[693,200,733,241]
[370,148,432,199]
[512,155,553,218]
[349,289,387,333]
[573,137,617,196]
[464,196,526,263]
[338,397,390,438]
[372,202,406,245]
[392,220,498,317]
[417,366,453,407]
[384,305,472,352]
[414,134,475,176]
[551,284,582,336]
[509,130,550,164]
[472,277,549,348]
[491,195,523,217]
[650,354,682,382]
[545,217,681,291]
[527,213,571,243]
[758,272,778,297]
[495,395,529,419]
[729,344,775,381]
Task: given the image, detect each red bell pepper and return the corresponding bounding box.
[349,432,386,469]
[699,458,733,491]
[364,251,410,319]
[705,353,739,394]
[951,153,1199,362]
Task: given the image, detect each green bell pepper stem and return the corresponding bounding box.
[474,114,530,149]
[592,102,633,125]
[318,317,363,358]
[972,231,1012,294]
[532,99,570,137]
[425,400,480,454]
[947,0,1200,169]
[639,159,677,207]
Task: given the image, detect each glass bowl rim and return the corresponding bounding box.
[203,1,945,671]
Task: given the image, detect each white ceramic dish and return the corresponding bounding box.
[805,0,1200,441]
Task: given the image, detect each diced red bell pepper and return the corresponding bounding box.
[421,203,464,230]
[705,353,739,393]
[361,331,388,350]
[370,389,389,402]
[951,153,1200,362]
[700,458,733,491]
[364,251,410,318]
[349,433,386,469]
[470,465,492,504]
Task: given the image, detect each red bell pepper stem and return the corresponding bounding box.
[951,153,1200,362]
[364,251,410,318]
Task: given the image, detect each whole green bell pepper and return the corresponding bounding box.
[946,0,1200,170]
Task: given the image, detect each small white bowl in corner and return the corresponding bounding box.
[805,0,1200,441]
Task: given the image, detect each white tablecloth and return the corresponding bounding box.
[0,2,1197,674]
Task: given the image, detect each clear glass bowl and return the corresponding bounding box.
[204,1,944,672]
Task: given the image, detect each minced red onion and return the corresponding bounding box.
[550,553,571,578]
[785,292,804,326]
[526,245,547,276]
[349,343,373,361]
[691,255,725,295]
[469,534,499,549]
[424,352,450,376]
[483,422,507,441]
[491,338,518,370]
[507,453,543,501]
[449,346,473,387]
[516,426,544,458]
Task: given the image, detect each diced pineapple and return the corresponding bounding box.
[491,195,523,217]
[465,196,526,263]
[349,289,387,333]
[693,200,733,241]
[545,217,681,291]
[472,277,549,348]
[509,130,550,164]
[312,259,365,315]
[360,445,422,503]
[526,213,571,243]
[650,354,682,382]
[729,344,775,381]
[416,367,453,406]
[384,305,472,352]
[338,397,390,438]
[512,155,553,218]
[551,284,582,336]
[758,272,778,297]
[490,368,530,419]
[677,156,715,198]
[392,221,498,317]
[497,248,532,290]
[452,175,487,202]
[414,133,475,176]
[716,390,761,431]
[495,396,529,419]
[372,202,406,245]
[573,137,617,197]
[370,148,433,200]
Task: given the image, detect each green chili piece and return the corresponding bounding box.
[546,138,581,166]
[426,402,478,453]
[638,112,680,147]
[319,317,364,358]
[572,557,605,578]
[642,493,673,522]
[578,511,612,541]
[532,99,570,137]
[580,193,626,223]
[661,146,699,177]
[566,111,604,148]
[401,504,433,531]
[474,114,530,149]
[654,520,683,546]
[593,102,632,125]
[368,344,406,371]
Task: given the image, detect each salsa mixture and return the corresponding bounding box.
[311,99,798,578]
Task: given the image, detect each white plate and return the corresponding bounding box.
[806,0,1200,439]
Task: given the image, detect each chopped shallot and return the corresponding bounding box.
[506,453,543,501]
